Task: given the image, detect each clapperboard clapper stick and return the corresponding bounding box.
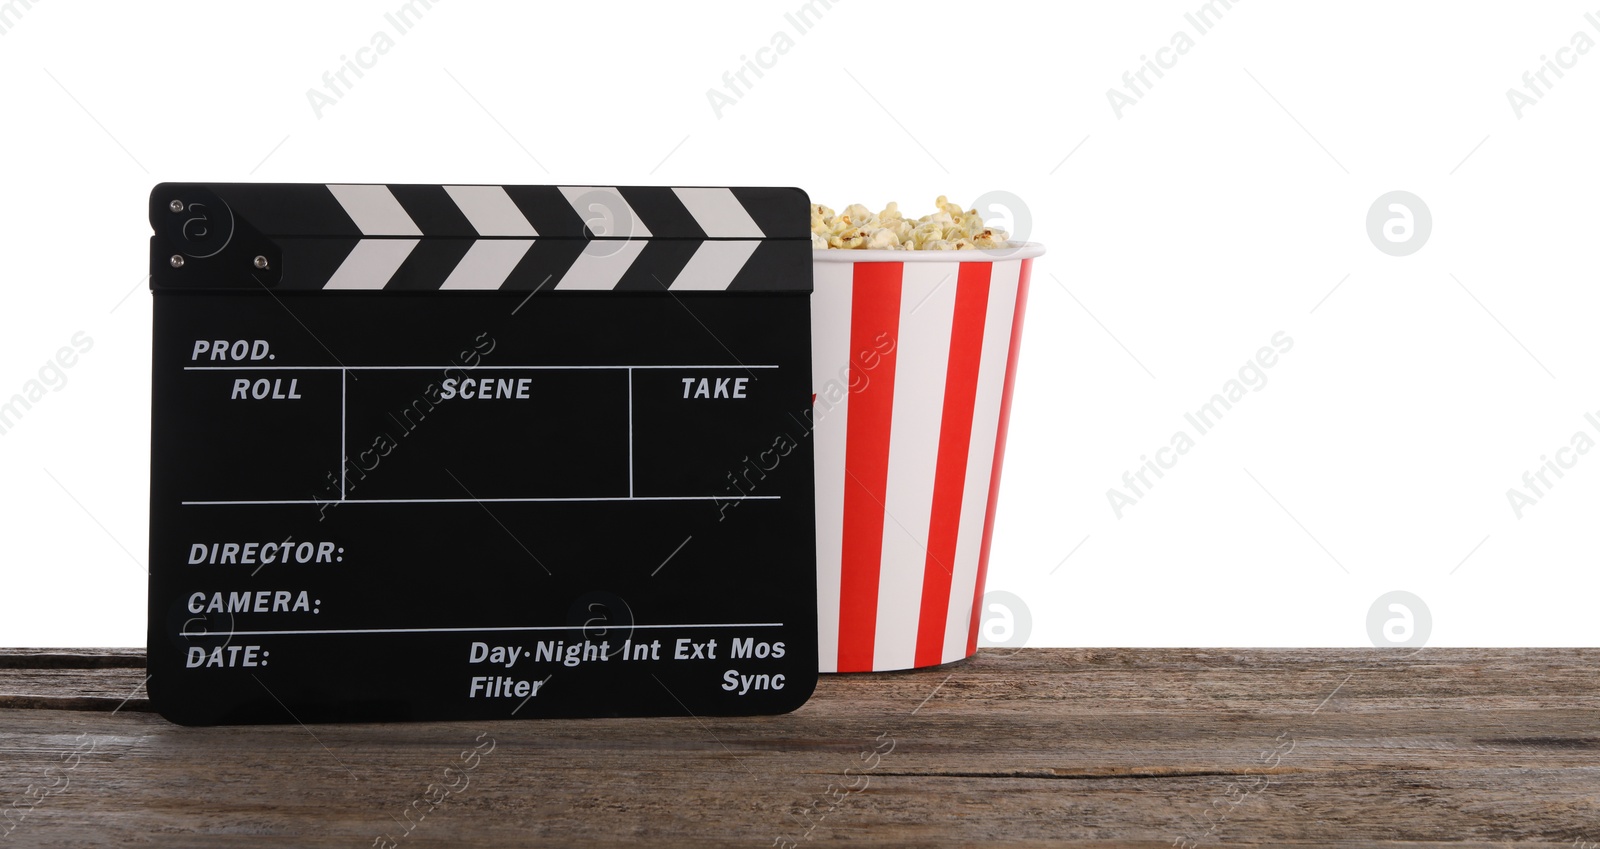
[147,183,817,725]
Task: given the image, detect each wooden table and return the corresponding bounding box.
[2,648,1596,847]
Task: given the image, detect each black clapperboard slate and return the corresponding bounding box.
[146,183,817,725]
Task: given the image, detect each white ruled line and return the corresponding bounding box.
[221,622,784,637]
[627,366,635,498]
[339,368,346,501]
[182,495,780,506]
[183,364,780,371]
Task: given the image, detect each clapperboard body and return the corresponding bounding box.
[147,183,817,725]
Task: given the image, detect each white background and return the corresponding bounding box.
[2,0,1596,647]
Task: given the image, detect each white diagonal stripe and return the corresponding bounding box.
[873,261,956,671]
[444,185,538,237]
[323,240,418,289]
[811,260,855,674]
[440,240,536,290]
[326,184,422,236]
[672,187,765,238]
[552,239,649,290]
[558,186,651,238]
[669,241,760,291]
[943,260,1021,664]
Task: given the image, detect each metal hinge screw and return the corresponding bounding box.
[169,200,184,213]
[253,256,270,270]
[170,255,185,268]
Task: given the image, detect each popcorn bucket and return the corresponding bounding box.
[810,243,1044,672]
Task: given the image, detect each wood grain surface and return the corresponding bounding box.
[2,648,1597,847]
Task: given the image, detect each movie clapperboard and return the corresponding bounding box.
[146,183,817,725]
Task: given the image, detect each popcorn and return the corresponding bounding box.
[827,228,867,250]
[865,228,900,250]
[811,197,1011,250]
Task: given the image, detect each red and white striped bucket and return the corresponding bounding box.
[811,243,1043,672]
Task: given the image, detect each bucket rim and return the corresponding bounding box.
[810,241,1045,263]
